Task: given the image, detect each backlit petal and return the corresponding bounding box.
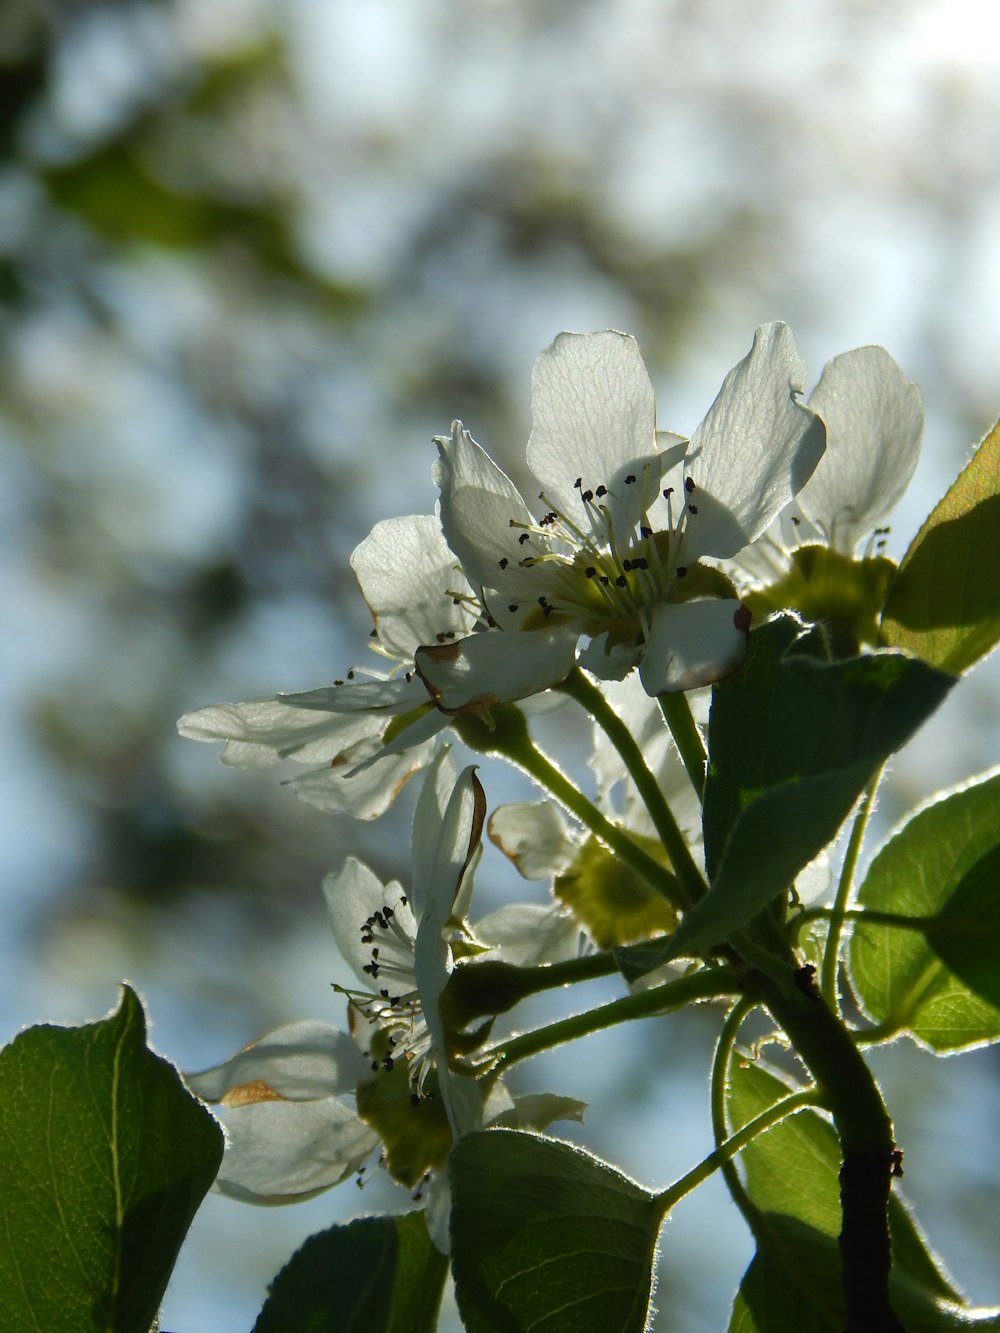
[213,1098,378,1204]
[681,323,826,559]
[351,514,476,659]
[434,421,540,594]
[639,599,750,695]
[799,346,923,552]
[185,1021,367,1103]
[527,331,659,527]
[415,626,577,712]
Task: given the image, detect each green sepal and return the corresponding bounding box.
[554,832,678,948]
[745,544,896,657]
[355,1060,453,1189]
[382,700,436,747]
[452,701,533,756]
[252,1211,447,1333]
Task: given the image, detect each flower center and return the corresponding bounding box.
[496,464,701,647]
[335,892,436,1099]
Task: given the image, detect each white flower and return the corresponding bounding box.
[184,1020,380,1204]
[326,750,487,1128]
[415,323,825,709]
[738,345,923,653]
[176,514,476,818]
[183,753,487,1206]
[186,754,584,1226]
[794,346,923,555]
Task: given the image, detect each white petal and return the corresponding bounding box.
[350,514,477,659]
[796,848,834,905]
[344,703,452,777]
[415,626,578,712]
[492,1091,588,1131]
[474,902,583,966]
[185,1021,368,1103]
[433,422,541,594]
[443,1071,494,1138]
[213,1097,378,1204]
[577,632,642,681]
[278,676,428,715]
[487,801,577,881]
[799,346,923,552]
[424,1171,453,1254]
[413,913,454,1125]
[285,734,435,818]
[323,858,416,983]
[639,599,750,695]
[526,331,660,531]
[681,323,826,559]
[177,697,381,768]
[412,763,486,932]
[412,767,488,1132]
[409,747,459,922]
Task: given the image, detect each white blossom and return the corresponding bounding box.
[415,324,825,709]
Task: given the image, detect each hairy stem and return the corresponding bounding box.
[441,950,621,1027]
[710,998,760,1221]
[455,704,688,910]
[557,668,707,906]
[657,689,707,801]
[480,966,742,1074]
[821,774,880,1010]
[658,1085,821,1216]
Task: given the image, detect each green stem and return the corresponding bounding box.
[821,775,880,1011]
[710,997,759,1221]
[853,1019,908,1048]
[656,1085,820,1217]
[480,966,742,1074]
[557,668,707,907]
[441,950,620,1028]
[657,690,707,801]
[455,705,687,911]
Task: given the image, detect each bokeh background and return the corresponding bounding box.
[2,1,999,1328]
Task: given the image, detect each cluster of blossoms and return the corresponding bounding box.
[181,321,922,1242]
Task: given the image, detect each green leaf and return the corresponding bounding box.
[449,1129,663,1333]
[253,1211,447,1333]
[726,1060,998,1331]
[850,769,1000,1050]
[0,985,224,1333]
[926,843,1000,1008]
[881,418,1000,674]
[672,616,953,958]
